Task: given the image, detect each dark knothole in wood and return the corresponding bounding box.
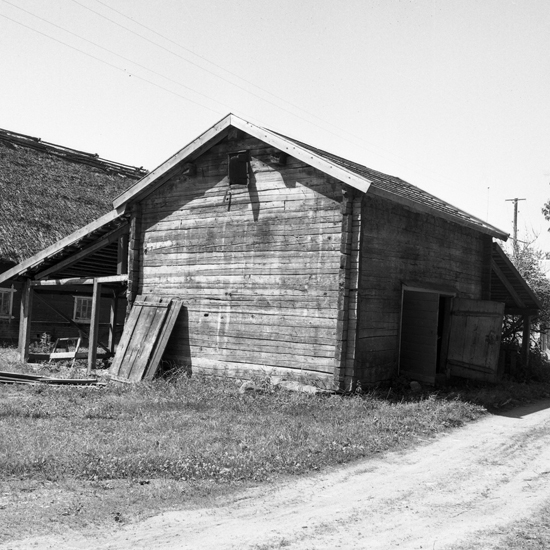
[228,150,249,186]
[180,162,196,177]
[270,151,288,166]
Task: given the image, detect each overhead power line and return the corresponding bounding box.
[70,0,366,144]
[76,1,479,187]
[93,0,349,133]
[1,0,235,114]
[0,9,225,116]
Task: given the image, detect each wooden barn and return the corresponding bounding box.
[0,127,146,350]
[1,115,540,387]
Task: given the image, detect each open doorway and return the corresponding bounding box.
[399,289,452,384]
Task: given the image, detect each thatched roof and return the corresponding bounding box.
[0,127,147,266]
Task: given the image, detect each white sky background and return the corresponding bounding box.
[1,0,549,251]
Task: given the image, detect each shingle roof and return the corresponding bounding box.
[0,127,147,265]
[277,132,506,239]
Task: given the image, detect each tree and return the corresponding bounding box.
[503,236,550,349]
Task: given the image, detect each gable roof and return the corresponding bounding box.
[113,113,508,240]
[0,114,510,286]
[0,127,147,265]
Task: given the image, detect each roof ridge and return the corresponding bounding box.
[0,127,147,178]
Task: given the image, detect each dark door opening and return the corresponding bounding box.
[399,290,454,383]
[399,290,440,384]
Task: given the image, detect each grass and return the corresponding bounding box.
[2,346,550,544]
[0,375,484,483]
[448,501,550,550]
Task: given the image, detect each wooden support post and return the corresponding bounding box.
[88,279,102,374]
[117,233,129,275]
[18,279,33,363]
[126,204,141,318]
[108,291,119,354]
[522,315,531,369]
[334,187,354,391]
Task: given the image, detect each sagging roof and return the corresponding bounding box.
[491,243,542,315]
[113,114,508,240]
[0,127,147,265]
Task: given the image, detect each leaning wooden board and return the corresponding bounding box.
[143,299,183,381]
[109,295,182,382]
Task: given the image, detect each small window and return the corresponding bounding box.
[73,296,93,323]
[228,150,249,186]
[0,288,14,319]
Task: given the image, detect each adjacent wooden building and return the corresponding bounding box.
[1,115,540,387]
[0,127,146,346]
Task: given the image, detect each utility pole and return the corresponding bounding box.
[505,198,526,257]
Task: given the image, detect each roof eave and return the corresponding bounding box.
[493,242,543,310]
[0,207,127,285]
[368,186,509,241]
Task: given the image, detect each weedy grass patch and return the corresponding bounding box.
[0,375,484,484]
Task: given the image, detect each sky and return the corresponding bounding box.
[1,0,549,251]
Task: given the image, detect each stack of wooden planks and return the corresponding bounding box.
[0,370,101,385]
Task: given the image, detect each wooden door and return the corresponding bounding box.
[399,291,440,383]
[446,298,504,382]
[109,296,182,382]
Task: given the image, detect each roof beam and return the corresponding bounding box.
[31,274,128,287]
[35,224,129,280]
[0,208,126,285]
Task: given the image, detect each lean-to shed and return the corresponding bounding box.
[3,114,539,387]
[0,127,146,346]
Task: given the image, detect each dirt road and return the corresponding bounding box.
[4,400,550,550]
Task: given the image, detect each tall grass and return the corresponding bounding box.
[0,375,484,484]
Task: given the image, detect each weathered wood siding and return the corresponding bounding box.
[138,132,345,384]
[355,194,492,384]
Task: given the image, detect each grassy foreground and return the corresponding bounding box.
[2,347,550,543]
[0,377,485,483]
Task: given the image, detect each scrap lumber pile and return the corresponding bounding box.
[0,370,101,386]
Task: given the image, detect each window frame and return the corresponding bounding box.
[0,287,15,320]
[73,296,93,323]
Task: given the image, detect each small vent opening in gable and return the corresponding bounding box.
[228,150,249,186]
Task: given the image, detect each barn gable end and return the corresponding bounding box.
[135,130,351,386]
